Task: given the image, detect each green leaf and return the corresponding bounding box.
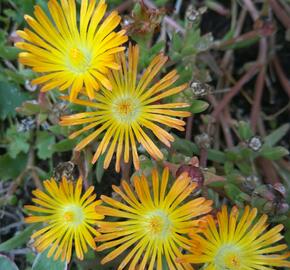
[172,135,226,162]
[96,154,105,183]
[172,33,183,51]
[240,148,252,159]
[32,250,67,270]
[207,181,225,188]
[224,161,234,175]
[52,138,77,152]
[0,255,18,270]
[6,126,30,158]
[16,100,41,116]
[0,153,28,181]
[225,149,241,162]
[48,125,69,136]
[207,148,226,163]
[0,46,20,60]
[196,33,213,51]
[0,224,39,252]
[0,80,29,120]
[172,135,198,156]
[36,131,55,160]
[238,121,253,140]
[151,41,165,55]
[188,100,209,114]
[264,124,290,147]
[220,37,259,50]
[260,146,289,160]
[225,183,242,201]
[236,162,252,175]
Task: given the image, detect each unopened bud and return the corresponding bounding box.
[248,136,263,151]
[17,117,35,132]
[263,201,274,213]
[254,185,275,201]
[176,165,204,189]
[276,202,289,215]
[272,183,286,198]
[243,175,259,191]
[195,133,211,149]
[190,80,210,97]
[25,80,37,92]
[185,6,207,23]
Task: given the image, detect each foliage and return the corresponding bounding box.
[0,0,289,269]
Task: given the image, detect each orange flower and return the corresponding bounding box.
[95,168,212,269]
[179,205,290,270]
[25,177,103,262]
[60,44,190,171]
[16,0,127,100]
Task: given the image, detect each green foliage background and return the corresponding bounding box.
[0,0,290,269]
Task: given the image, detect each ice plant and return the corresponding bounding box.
[16,0,128,101]
[95,168,212,270]
[24,177,103,262]
[179,205,290,270]
[60,44,191,171]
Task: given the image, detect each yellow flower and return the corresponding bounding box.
[179,205,290,270]
[16,0,128,101]
[60,44,191,172]
[25,177,103,262]
[95,168,212,270]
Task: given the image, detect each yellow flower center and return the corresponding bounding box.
[215,244,242,270]
[62,204,84,226]
[64,211,74,222]
[144,210,171,239]
[112,97,141,124]
[118,100,132,115]
[68,47,91,73]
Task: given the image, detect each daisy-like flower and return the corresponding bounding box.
[16,0,128,101]
[179,205,290,270]
[60,44,191,171]
[95,167,213,270]
[25,177,104,262]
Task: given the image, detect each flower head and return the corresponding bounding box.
[95,167,212,270]
[25,177,103,262]
[16,0,128,101]
[179,205,290,269]
[60,44,191,171]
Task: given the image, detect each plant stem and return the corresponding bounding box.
[212,63,259,119]
[250,37,267,132]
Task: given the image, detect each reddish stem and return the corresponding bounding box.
[121,158,131,181]
[199,147,208,168]
[216,30,259,48]
[243,0,259,20]
[116,0,133,13]
[257,158,280,185]
[250,38,268,132]
[185,116,193,141]
[212,63,259,119]
[208,95,234,148]
[269,0,290,29]
[250,68,266,132]
[272,56,290,98]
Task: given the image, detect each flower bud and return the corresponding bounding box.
[248,136,263,151]
[176,164,204,189]
[276,202,289,215]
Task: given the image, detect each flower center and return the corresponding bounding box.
[112,97,140,124]
[144,210,171,239]
[68,47,90,73]
[62,204,84,226]
[118,100,132,115]
[215,244,242,270]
